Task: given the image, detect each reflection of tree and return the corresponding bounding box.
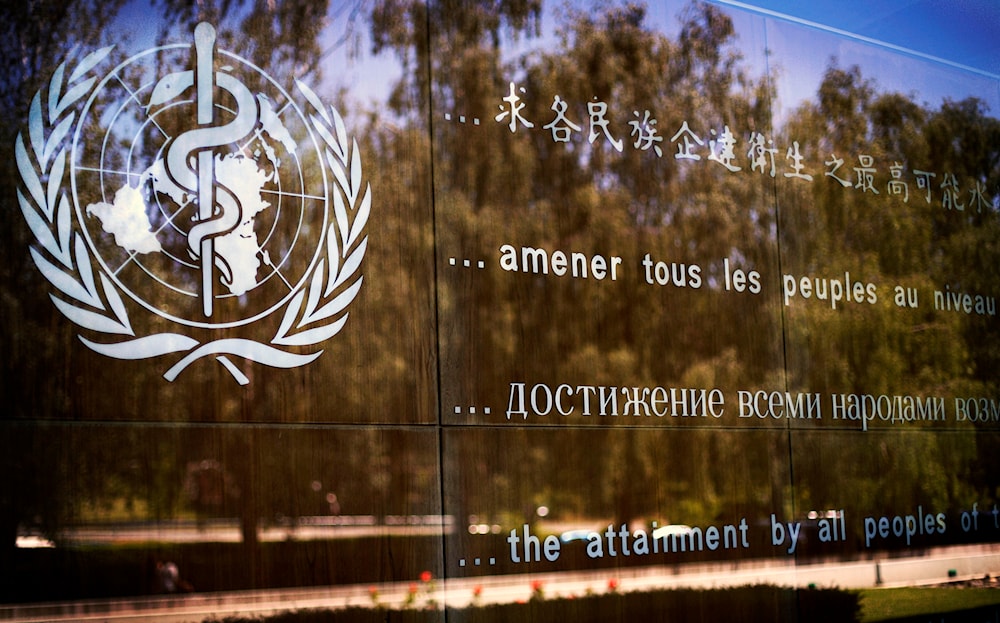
[446,427,786,531]
[151,0,337,86]
[397,1,998,530]
[779,65,997,397]
[778,62,1000,520]
[401,2,783,527]
[371,0,542,126]
[0,0,129,555]
[0,0,428,565]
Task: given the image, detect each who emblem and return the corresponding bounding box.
[15,23,370,385]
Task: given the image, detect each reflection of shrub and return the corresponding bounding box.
[212,585,861,623]
[404,570,437,609]
[403,582,418,607]
[529,579,545,602]
[456,586,860,623]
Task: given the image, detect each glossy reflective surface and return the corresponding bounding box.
[1,1,997,620]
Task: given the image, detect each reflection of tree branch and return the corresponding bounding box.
[296,0,367,84]
[151,0,347,86]
[0,0,126,130]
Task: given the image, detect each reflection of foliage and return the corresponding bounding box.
[152,0,349,86]
[0,0,414,558]
[410,2,780,526]
[777,61,1000,521]
[0,0,129,552]
[781,63,1000,398]
[371,0,543,122]
[0,0,127,113]
[410,2,1000,529]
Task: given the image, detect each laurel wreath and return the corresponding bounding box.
[15,46,369,385]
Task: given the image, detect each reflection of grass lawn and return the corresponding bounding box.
[859,587,1000,622]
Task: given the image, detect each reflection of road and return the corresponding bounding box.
[51,515,454,545]
[3,544,1000,623]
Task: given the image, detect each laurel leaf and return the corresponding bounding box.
[48,62,66,121]
[56,193,72,259]
[16,134,48,220]
[101,273,133,335]
[52,296,131,334]
[275,316,347,347]
[68,45,113,83]
[301,258,325,323]
[43,116,74,169]
[302,277,362,326]
[349,139,362,203]
[332,236,367,292]
[346,185,371,250]
[296,79,330,126]
[47,150,66,214]
[332,186,349,252]
[333,107,348,165]
[75,235,102,306]
[310,115,347,163]
[312,114,344,164]
[328,151,350,215]
[54,78,96,121]
[81,333,199,360]
[274,289,305,342]
[31,247,101,308]
[325,224,340,296]
[28,94,44,167]
[18,190,66,267]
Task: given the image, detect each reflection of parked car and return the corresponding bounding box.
[652,524,693,540]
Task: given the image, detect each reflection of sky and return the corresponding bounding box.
[712,0,1000,121]
[497,0,999,122]
[715,0,1000,76]
[110,0,998,119]
[112,0,396,109]
[765,23,999,121]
